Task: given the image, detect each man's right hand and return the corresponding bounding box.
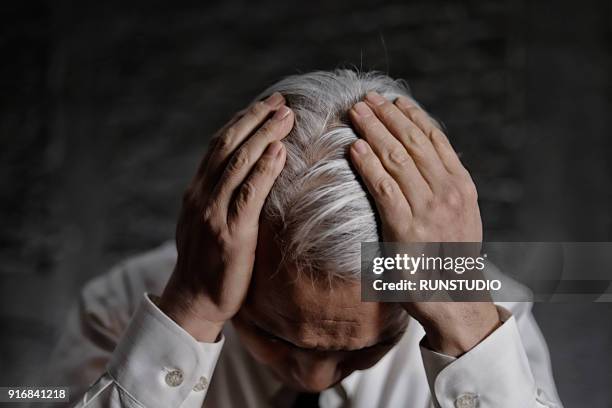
[159,92,293,342]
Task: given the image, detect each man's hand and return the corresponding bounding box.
[348,91,500,357]
[159,92,293,342]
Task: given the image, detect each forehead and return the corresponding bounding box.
[244,224,406,351]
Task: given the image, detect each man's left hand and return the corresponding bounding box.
[348,91,501,357]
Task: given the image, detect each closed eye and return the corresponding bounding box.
[251,320,406,353]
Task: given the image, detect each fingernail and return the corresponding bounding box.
[353,102,372,117]
[266,141,283,156]
[352,139,368,155]
[272,105,291,121]
[265,92,284,107]
[365,91,386,106]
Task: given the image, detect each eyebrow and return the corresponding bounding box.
[251,320,406,353]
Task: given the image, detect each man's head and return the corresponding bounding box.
[232,70,415,391]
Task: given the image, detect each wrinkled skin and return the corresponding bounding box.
[159,90,500,392]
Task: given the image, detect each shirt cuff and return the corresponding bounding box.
[420,306,537,408]
[107,293,225,408]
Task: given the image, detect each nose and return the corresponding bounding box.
[292,353,340,392]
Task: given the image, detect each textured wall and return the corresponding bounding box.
[1,0,610,406]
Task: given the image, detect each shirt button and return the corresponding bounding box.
[165,369,184,387]
[193,376,209,392]
[455,392,479,408]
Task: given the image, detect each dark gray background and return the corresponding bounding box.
[1,0,611,406]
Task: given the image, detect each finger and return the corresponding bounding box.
[227,141,286,230]
[212,106,294,217]
[192,106,254,184]
[349,101,433,209]
[348,139,413,228]
[203,92,286,188]
[395,96,465,175]
[364,92,448,187]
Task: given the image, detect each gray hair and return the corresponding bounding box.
[255,69,416,281]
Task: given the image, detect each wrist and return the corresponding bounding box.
[421,303,501,357]
[158,283,225,343]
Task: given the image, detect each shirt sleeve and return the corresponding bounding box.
[419,305,563,408]
[73,294,225,408]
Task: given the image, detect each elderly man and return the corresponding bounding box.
[47,70,562,407]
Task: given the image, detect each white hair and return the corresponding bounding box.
[255,69,416,281]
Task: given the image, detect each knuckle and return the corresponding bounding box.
[442,186,463,209]
[257,118,286,141]
[249,101,269,118]
[397,126,425,148]
[213,226,231,247]
[404,105,421,119]
[410,110,431,132]
[406,128,427,146]
[228,148,249,174]
[430,128,448,144]
[255,122,275,141]
[256,156,275,175]
[202,202,219,223]
[378,102,395,117]
[374,177,397,200]
[203,208,229,240]
[405,137,425,157]
[216,130,235,153]
[235,182,257,209]
[387,147,411,167]
[411,108,428,123]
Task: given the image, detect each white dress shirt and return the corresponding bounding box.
[43,241,563,408]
